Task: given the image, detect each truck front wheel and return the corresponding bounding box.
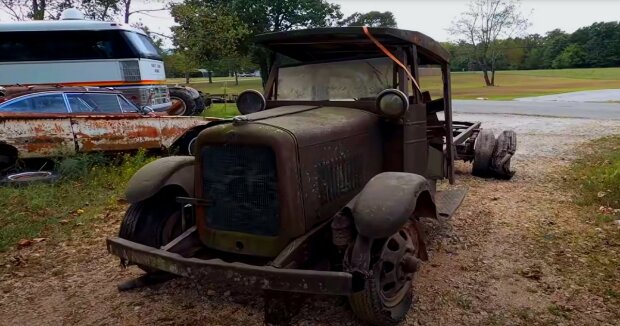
[118,188,187,272]
[349,225,421,325]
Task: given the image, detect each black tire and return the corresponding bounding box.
[349,275,412,326]
[118,188,187,272]
[0,171,59,187]
[490,130,517,180]
[192,95,206,116]
[472,129,496,178]
[168,88,196,116]
[349,229,418,325]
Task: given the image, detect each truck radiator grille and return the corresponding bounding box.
[201,145,279,236]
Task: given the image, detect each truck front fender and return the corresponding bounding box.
[125,156,195,204]
[347,172,436,239]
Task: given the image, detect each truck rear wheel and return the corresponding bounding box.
[349,226,420,325]
[119,188,186,272]
[472,129,496,177]
[168,88,196,116]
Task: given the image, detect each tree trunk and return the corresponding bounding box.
[208,71,213,84]
[235,72,239,86]
[32,0,45,20]
[482,69,492,86]
[185,71,190,84]
[124,0,131,23]
[490,69,496,86]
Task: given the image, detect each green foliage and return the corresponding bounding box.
[552,44,586,69]
[0,151,154,252]
[170,3,248,66]
[340,11,397,28]
[448,21,620,71]
[202,0,344,83]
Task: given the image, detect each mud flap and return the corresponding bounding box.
[435,189,467,218]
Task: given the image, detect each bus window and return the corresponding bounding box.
[0,30,135,62]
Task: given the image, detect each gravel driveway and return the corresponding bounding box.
[1,110,619,325]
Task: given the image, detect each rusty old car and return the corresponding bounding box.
[0,85,217,173]
[106,27,516,325]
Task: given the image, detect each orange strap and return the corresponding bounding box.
[363,26,421,93]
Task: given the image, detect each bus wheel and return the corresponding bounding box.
[168,88,196,116]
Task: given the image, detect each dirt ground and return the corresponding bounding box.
[1,113,619,325]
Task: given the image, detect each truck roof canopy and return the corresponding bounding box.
[255,27,450,65]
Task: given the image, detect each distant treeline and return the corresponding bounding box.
[445,21,620,71]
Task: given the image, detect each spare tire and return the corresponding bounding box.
[472,129,496,178]
[1,171,59,187]
[168,88,196,116]
[490,130,517,180]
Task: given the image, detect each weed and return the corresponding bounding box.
[453,293,473,310]
[547,304,571,319]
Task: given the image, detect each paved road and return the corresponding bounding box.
[453,100,620,120]
[515,89,620,103]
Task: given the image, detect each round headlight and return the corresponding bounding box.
[376,89,409,118]
[236,90,266,115]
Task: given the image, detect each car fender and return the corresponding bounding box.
[346,172,436,239]
[169,119,231,155]
[125,156,195,204]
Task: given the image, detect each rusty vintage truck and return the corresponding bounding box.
[107,27,516,325]
[0,85,217,171]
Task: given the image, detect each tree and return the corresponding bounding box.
[0,0,123,21]
[339,11,397,28]
[170,3,248,84]
[187,0,342,84]
[449,0,529,86]
[552,43,586,69]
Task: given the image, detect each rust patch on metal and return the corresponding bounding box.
[0,112,217,158]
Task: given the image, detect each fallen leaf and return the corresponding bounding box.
[17,239,32,249]
[76,209,85,215]
[32,238,47,243]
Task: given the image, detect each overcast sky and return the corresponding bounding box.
[127,0,620,46]
[3,0,620,45]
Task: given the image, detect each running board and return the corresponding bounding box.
[435,188,467,218]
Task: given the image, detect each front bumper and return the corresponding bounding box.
[107,237,353,295]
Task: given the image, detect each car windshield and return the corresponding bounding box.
[277,57,393,101]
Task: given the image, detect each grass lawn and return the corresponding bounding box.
[536,136,620,300]
[178,67,620,101]
[0,153,153,252]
